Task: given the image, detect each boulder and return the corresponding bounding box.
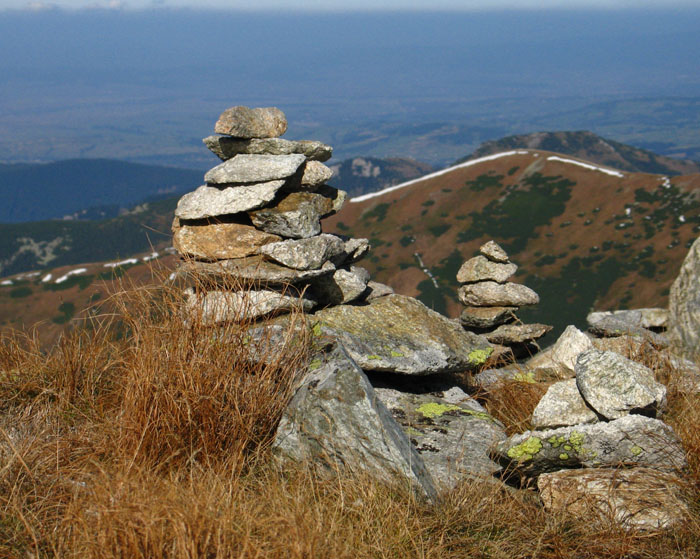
[456,256,517,284]
[172,217,281,260]
[249,189,346,239]
[176,256,335,287]
[204,154,306,185]
[485,323,552,345]
[260,234,346,270]
[174,181,286,220]
[538,468,689,531]
[458,281,539,307]
[301,160,334,188]
[214,106,287,138]
[493,415,687,477]
[184,288,315,325]
[575,349,666,420]
[479,240,510,263]
[531,379,599,429]
[364,281,395,301]
[459,306,516,329]
[526,325,593,376]
[310,266,370,306]
[587,308,668,330]
[374,388,506,489]
[587,315,668,346]
[668,236,700,358]
[203,136,332,161]
[312,294,494,375]
[272,343,437,500]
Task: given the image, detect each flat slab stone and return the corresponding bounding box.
[588,308,668,330]
[480,240,510,263]
[335,237,370,265]
[374,388,506,489]
[485,323,552,345]
[458,281,539,307]
[312,294,494,375]
[214,106,287,138]
[310,265,370,306]
[176,255,335,287]
[456,256,517,284]
[260,234,346,270]
[587,315,668,346]
[301,160,334,188]
[172,217,281,260]
[175,181,285,220]
[459,306,516,329]
[203,136,332,161]
[575,349,666,420]
[365,281,394,301]
[526,325,593,377]
[184,288,315,325]
[531,378,599,429]
[538,468,689,531]
[204,154,306,185]
[669,236,700,358]
[493,415,687,477]
[272,343,437,500]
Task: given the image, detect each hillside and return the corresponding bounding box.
[0,159,202,222]
[324,150,700,340]
[463,131,700,176]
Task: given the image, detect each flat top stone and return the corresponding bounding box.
[480,241,510,263]
[312,294,494,375]
[204,154,306,185]
[485,323,552,345]
[203,136,332,162]
[458,281,540,307]
[214,106,287,138]
[456,255,517,284]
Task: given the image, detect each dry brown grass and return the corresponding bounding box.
[0,279,699,558]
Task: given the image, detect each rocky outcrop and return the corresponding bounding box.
[669,235,700,358]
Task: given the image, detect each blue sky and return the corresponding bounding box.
[3,0,700,10]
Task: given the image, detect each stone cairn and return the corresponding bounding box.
[456,240,551,358]
[172,106,388,325]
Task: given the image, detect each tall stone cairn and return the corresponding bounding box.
[456,241,551,355]
[173,105,376,325]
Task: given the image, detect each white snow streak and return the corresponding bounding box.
[546,156,624,178]
[1,280,13,286]
[142,252,159,262]
[55,268,87,284]
[41,274,53,283]
[104,258,138,268]
[350,150,532,203]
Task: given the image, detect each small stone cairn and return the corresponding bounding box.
[456,241,551,356]
[172,106,384,325]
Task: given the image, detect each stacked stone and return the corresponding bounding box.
[172,106,375,325]
[456,241,551,354]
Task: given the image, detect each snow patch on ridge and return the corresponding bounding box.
[55,268,87,284]
[350,150,532,203]
[546,155,624,178]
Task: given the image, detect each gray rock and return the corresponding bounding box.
[587,315,668,346]
[184,288,315,325]
[172,217,281,260]
[531,379,599,429]
[459,306,516,329]
[311,266,370,306]
[249,189,346,239]
[456,256,517,284]
[538,468,689,531]
[260,234,346,270]
[493,415,687,477]
[174,181,285,220]
[312,294,494,375]
[203,136,332,161]
[365,281,395,301]
[204,154,306,185]
[374,388,506,489]
[335,237,370,265]
[470,367,560,390]
[485,323,552,345]
[301,160,334,188]
[272,343,437,500]
[668,236,700,359]
[480,240,510,263]
[587,308,668,330]
[176,256,335,287]
[458,281,540,307]
[575,349,666,420]
[526,325,594,375]
[214,106,287,138]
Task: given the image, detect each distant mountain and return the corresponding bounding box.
[462,131,700,176]
[325,149,700,340]
[0,159,202,223]
[328,157,434,197]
